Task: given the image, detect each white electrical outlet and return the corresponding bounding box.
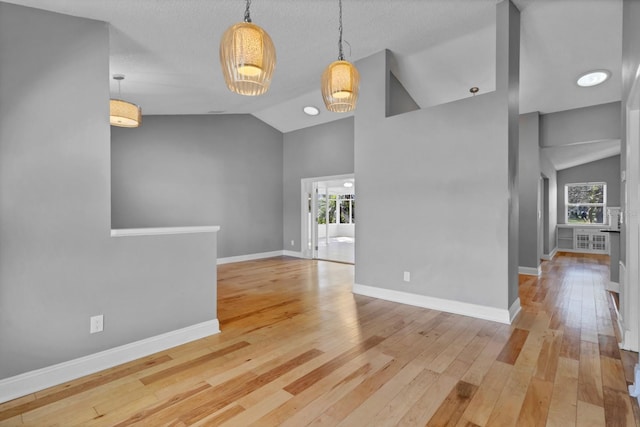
[403,271,411,282]
[291,240,295,246]
[90,315,104,334]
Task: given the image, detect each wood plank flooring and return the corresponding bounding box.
[0,252,638,426]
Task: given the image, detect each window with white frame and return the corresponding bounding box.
[565,182,607,224]
[317,194,354,224]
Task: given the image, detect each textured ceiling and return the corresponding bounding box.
[4,0,624,166]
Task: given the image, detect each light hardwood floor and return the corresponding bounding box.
[0,253,638,426]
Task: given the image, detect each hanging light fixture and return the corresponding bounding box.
[109,75,141,128]
[219,0,276,96]
[321,0,359,112]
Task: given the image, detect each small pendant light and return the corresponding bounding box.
[219,0,276,96]
[321,0,359,112]
[109,75,142,128]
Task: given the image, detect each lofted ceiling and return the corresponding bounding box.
[4,0,624,168]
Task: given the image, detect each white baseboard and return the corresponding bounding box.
[217,251,284,265]
[352,283,512,324]
[541,248,557,261]
[606,281,620,293]
[622,329,639,352]
[509,298,521,322]
[618,316,626,348]
[518,266,541,276]
[629,364,640,404]
[282,250,304,258]
[216,250,307,265]
[0,319,220,404]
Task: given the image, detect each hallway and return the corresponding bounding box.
[517,253,637,426]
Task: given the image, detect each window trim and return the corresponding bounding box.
[564,181,607,224]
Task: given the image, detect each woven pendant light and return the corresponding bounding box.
[109,75,141,128]
[321,0,359,112]
[220,0,276,96]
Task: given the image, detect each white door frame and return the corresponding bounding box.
[300,173,355,259]
[537,177,544,264]
[621,64,640,352]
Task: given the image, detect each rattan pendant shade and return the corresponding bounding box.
[321,60,360,112]
[321,0,359,112]
[109,99,142,128]
[109,75,141,128]
[219,6,275,96]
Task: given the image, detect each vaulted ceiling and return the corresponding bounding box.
[5,0,623,168]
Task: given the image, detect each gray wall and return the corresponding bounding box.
[556,155,621,224]
[519,112,541,269]
[111,115,283,258]
[282,118,354,252]
[388,72,421,117]
[0,3,217,379]
[353,2,518,313]
[540,102,621,147]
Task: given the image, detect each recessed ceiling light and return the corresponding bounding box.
[303,106,320,116]
[577,70,610,87]
[343,182,353,188]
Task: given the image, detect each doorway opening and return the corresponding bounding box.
[541,175,550,257]
[301,174,355,264]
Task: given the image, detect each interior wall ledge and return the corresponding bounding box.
[110,225,220,237]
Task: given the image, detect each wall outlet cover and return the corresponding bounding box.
[90,315,104,334]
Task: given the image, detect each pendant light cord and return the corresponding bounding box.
[338,0,344,60]
[113,75,125,98]
[244,0,252,23]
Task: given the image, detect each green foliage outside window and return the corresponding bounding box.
[566,183,606,224]
[317,194,354,224]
